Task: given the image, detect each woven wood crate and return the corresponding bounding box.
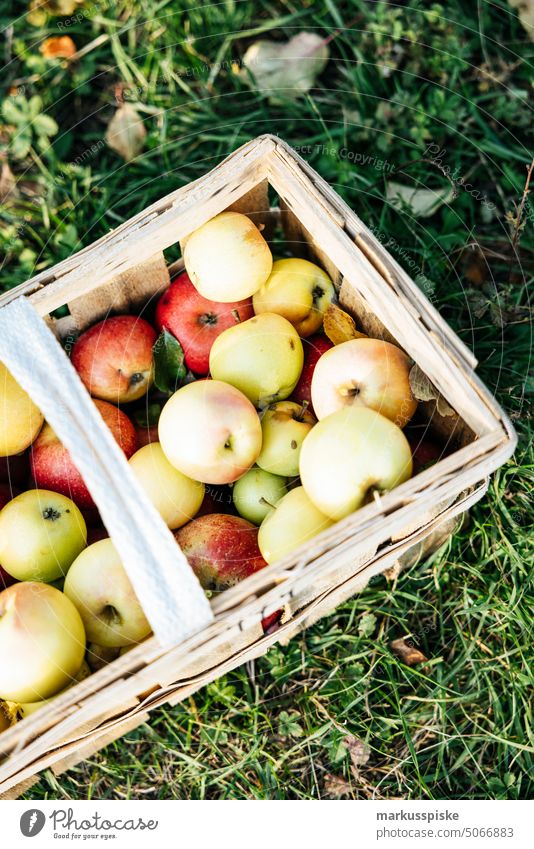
[0,135,516,798]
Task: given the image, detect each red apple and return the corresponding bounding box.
[135,423,159,448]
[291,335,333,415]
[175,513,267,592]
[406,430,443,474]
[155,271,254,375]
[30,399,138,508]
[71,315,157,403]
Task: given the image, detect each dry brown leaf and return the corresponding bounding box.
[409,363,455,417]
[105,103,147,162]
[324,773,352,798]
[390,637,428,667]
[40,36,77,60]
[0,161,18,203]
[341,734,371,769]
[323,303,367,345]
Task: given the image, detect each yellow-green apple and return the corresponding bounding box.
[0,362,43,456]
[64,538,151,648]
[71,315,157,403]
[299,406,413,520]
[31,399,138,509]
[311,337,417,427]
[0,661,92,724]
[292,334,333,415]
[0,485,17,590]
[129,442,204,530]
[209,313,304,408]
[155,271,254,374]
[158,379,262,484]
[0,582,86,703]
[256,400,316,477]
[0,490,87,583]
[253,258,335,337]
[175,513,267,592]
[183,211,272,302]
[258,486,334,564]
[232,466,288,525]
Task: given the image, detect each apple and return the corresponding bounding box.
[258,486,334,564]
[299,406,413,521]
[232,466,288,525]
[256,400,316,477]
[0,489,87,582]
[183,211,272,302]
[175,513,267,592]
[158,379,262,485]
[71,315,157,403]
[0,484,16,591]
[292,334,333,414]
[1,661,92,724]
[0,582,86,703]
[129,442,204,530]
[0,362,43,457]
[31,399,138,509]
[0,452,30,487]
[311,338,417,427]
[86,642,121,673]
[209,313,304,408]
[155,271,254,374]
[405,428,443,473]
[64,538,151,648]
[253,258,335,337]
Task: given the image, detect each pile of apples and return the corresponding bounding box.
[0,210,440,728]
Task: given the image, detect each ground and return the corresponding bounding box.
[0,0,532,800]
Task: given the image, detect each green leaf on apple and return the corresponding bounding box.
[153,329,187,394]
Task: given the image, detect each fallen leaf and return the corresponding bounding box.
[27,0,81,26]
[324,773,353,798]
[508,0,534,40]
[386,181,454,218]
[241,32,329,103]
[390,637,428,667]
[105,103,147,162]
[341,735,371,769]
[323,303,366,345]
[40,36,77,60]
[153,329,187,394]
[409,363,455,417]
[358,612,377,638]
[0,161,18,203]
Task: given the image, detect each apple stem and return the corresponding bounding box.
[295,400,309,421]
[259,497,276,509]
[231,309,241,324]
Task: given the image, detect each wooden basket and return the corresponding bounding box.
[0,135,516,799]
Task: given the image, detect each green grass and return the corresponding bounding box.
[1,0,533,800]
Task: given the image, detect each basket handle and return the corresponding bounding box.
[0,297,213,646]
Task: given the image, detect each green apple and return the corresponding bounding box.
[0,582,86,703]
[0,489,87,582]
[209,313,304,408]
[0,661,92,725]
[64,539,151,648]
[299,406,413,521]
[253,258,335,337]
[129,442,205,530]
[256,400,316,477]
[183,211,273,302]
[258,486,334,564]
[0,362,44,456]
[232,466,288,525]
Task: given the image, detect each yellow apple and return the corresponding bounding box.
[258,486,334,564]
[256,401,316,477]
[1,660,92,725]
[232,466,288,525]
[300,406,413,521]
[0,582,86,703]
[129,442,204,530]
[64,539,152,648]
[209,313,304,408]
[0,490,87,583]
[253,258,335,337]
[0,362,43,456]
[159,380,262,484]
[183,211,273,302]
[311,337,417,427]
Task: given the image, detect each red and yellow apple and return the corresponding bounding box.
[258,486,334,564]
[256,401,316,477]
[64,538,151,648]
[299,406,413,520]
[155,271,254,374]
[0,362,43,456]
[209,313,304,408]
[183,211,272,302]
[253,258,335,337]
[291,334,333,414]
[0,582,86,703]
[72,315,157,403]
[232,466,288,525]
[158,379,262,484]
[311,338,417,427]
[31,399,138,508]
[129,442,204,530]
